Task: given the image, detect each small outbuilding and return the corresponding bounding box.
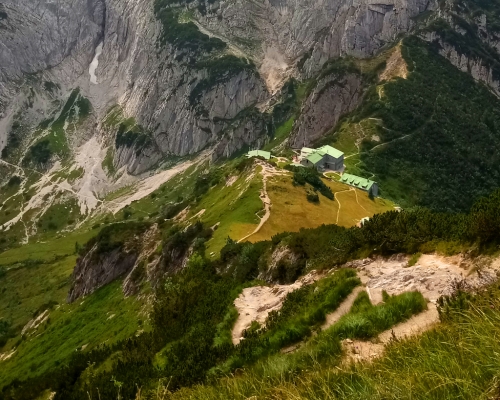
[340,173,379,197]
[302,152,325,169]
[246,150,271,160]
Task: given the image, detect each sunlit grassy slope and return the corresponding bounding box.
[190,168,264,255]
[0,229,96,266]
[248,174,394,243]
[0,156,393,390]
[170,285,500,400]
[0,281,144,388]
[0,226,145,387]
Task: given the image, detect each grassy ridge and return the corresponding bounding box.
[192,166,264,255]
[172,292,500,400]
[171,290,428,400]
[0,229,96,266]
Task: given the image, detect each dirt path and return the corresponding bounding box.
[238,177,271,243]
[369,133,413,152]
[342,304,439,363]
[232,252,500,358]
[322,286,366,330]
[232,271,321,345]
[238,163,288,243]
[353,188,369,214]
[340,253,500,362]
[334,189,352,224]
[379,304,439,342]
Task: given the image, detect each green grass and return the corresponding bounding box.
[0,228,99,351]
[347,36,500,212]
[102,105,124,128]
[408,252,422,267]
[194,166,263,255]
[264,116,295,151]
[24,89,93,165]
[101,148,116,176]
[174,292,500,400]
[170,288,428,400]
[66,167,84,183]
[36,199,80,232]
[0,192,24,227]
[0,281,145,388]
[0,229,96,266]
[0,256,76,333]
[215,269,360,374]
[328,290,427,339]
[49,166,84,183]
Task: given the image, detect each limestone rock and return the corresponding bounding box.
[291,72,364,147]
[0,0,437,167]
[67,244,138,303]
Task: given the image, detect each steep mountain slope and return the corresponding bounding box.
[3,0,500,399]
[1,0,435,169]
[2,0,498,244]
[326,36,500,212]
[2,185,500,399]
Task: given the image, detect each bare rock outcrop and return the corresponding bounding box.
[291,72,364,147]
[67,224,163,301]
[357,253,500,303]
[67,244,138,303]
[421,31,500,97]
[259,245,302,283]
[0,0,436,170]
[232,270,322,344]
[198,0,435,77]
[0,0,105,154]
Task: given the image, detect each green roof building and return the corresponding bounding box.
[340,173,378,197]
[317,145,344,159]
[246,150,271,160]
[306,152,324,165]
[300,145,344,171]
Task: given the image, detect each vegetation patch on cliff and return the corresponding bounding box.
[154,3,226,57]
[23,89,92,168]
[325,36,500,212]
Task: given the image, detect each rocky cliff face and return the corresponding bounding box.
[197,0,435,79]
[0,0,104,153]
[418,9,500,99]
[436,38,500,97]
[291,71,364,147]
[0,0,104,104]
[68,244,138,303]
[0,0,436,172]
[68,224,162,301]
